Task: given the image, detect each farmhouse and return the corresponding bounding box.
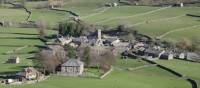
[104,37,120,46]
[72,36,89,45]
[178,53,186,59]
[48,0,64,8]
[60,59,84,76]
[180,3,184,7]
[105,2,118,7]
[16,67,41,80]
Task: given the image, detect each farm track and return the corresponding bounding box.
[5,45,29,54]
[158,24,200,38]
[128,14,185,27]
[115,64,157,71]
[81,7,111,19]
[94,6,171,24]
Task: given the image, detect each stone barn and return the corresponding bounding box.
[61,59,84,76]
[6,56,20,64]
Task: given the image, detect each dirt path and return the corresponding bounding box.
[158,25,200,39]
[5,45,29,54]
[114,64,157,71]
[128,14,185,27]
[94,6,171,24]
[81,7,111,19]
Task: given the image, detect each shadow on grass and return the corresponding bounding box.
[0,37,39,40]
[0,71,19,79]
[0,32,38,36]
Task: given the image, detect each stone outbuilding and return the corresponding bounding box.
[60,59,84,76]
[6,56,20,64]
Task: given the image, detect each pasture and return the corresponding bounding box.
[156,59,200,87]
[0,27,56,73]
[0,0,199,40]
[0,59,191,88]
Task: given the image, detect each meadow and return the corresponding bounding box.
[0,27,56,73]
[156,59,200,88]
[0,59,191,88]
[0,0,199,41]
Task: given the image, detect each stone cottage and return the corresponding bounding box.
[160,52,174,60]
[56,37,72,45]
[178,53,186,59]
[60,59,84,76]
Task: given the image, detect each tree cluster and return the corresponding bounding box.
[58,20,86,37]
[78,45,116,72]
[176,38,200,52]
[36,45,67,74]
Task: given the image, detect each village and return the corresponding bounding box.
[1,21,200,85]
[0,0,200,88]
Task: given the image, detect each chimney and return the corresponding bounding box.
[98,29,101,40]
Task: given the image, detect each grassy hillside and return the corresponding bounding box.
[1,0,200,40]
[0,27,56,73]
[156,59,200,87]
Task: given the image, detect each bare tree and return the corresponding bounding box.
[36,45,67,74]
[176,38,192,50]
[37,50,60,74]
[99,50,116,72]
[36,19,47,37]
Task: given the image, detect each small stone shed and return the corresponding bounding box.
[61,59,84,76]
[7,56,20,64]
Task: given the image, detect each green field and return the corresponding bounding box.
[156,59,200,87]
[0,27,56,73]
[1,0,200,40]
[0,59,191,88]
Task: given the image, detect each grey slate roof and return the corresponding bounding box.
[187,52,200,60]
[62,59,84,67]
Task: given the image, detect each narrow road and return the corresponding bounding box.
[81,7,111,19]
